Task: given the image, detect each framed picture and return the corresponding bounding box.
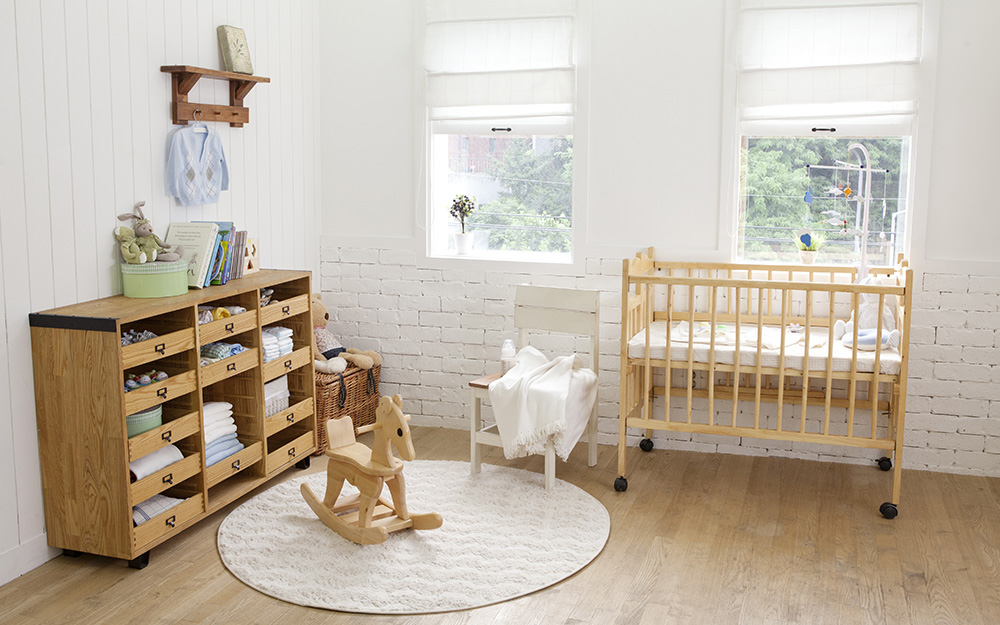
[217,25,253,75]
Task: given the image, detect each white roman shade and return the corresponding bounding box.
[425,0,577,127]
[738,0,923,121]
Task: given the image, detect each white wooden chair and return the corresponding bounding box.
[468,285,600,490]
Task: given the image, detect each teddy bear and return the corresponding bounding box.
[115,201,184,263]
[834,277,901,351]
[311,294,382,374]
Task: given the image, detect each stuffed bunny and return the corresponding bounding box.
[115,201,184,262]
[834,277,900,351]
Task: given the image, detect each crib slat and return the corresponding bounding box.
[708,285,717,426]
[686,284,695,424]
[847,295,861,438]
[824,290,836,436]
[754,288,764,431]
[665,281,673,424]
[732,286,741,428]
[800,289,812,434]
[871,293,885,440]
[776,288,788,432]
[643,284,652,426]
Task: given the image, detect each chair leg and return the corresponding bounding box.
[470,389,482,474]
[544,440,556,490]
[587,407,599,467]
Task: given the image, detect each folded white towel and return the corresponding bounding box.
[265,326,293,339]
[133,494,184,526]
[205,421,238,445]
[129,444,184,482]
[204,409,234,427]
[203,401,233,419]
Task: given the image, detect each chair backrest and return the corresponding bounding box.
[514,285,601,373]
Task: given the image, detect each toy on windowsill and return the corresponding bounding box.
[834,278,901,351]
[795,229,822,263]
[114,201,184,263]
[311,294,383,374]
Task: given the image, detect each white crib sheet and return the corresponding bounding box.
[628,321,901,376]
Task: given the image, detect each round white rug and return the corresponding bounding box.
[217,460,610,614]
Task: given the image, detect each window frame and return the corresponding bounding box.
[729,117,918,265]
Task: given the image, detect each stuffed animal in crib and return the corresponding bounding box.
[311,294,383,374]
[834,278,901,351]
[115,201,184,263]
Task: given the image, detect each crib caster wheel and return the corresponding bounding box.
[879,502,898,519]
[614,476,628,492]
[639,438,654,452]
[877,457,892,471]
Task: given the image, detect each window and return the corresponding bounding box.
[424,0,577,261]
[734,0,924,267]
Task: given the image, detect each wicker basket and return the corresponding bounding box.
[314,363,381,454]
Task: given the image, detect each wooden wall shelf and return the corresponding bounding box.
[161,65,270,128]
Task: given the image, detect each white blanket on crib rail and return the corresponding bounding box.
[488,346,597,462]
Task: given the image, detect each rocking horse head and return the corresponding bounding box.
[373,395,415,463]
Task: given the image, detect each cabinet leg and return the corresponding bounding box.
[295,456,311,470]
[62,549,82,558]
[128,552,150,570]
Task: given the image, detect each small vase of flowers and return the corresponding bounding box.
[450,194,476,255]
[796,229,821,264]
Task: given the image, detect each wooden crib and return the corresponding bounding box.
[616,248,914,518]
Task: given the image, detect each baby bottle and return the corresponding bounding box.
[500,339,516,375]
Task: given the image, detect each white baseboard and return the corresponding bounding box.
[0,533,59,587]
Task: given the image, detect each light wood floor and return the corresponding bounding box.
[2,426,999,625]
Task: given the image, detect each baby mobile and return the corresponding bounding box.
[801,142,890,280]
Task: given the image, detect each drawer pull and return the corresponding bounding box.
[154,343,166,355]
[227,362,237,372]
[225,322,235,333]
[162,473,173,485]
[286,413,295,423]
[232,459,241,471]
[282,305,290,315]
[157,388,168,399]
[288,447,296,458]
[161,430,172,443]
[165,515,176,528]
[284,359,293,370]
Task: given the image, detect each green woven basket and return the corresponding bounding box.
[120,260,188,298]
[126,405,163,438]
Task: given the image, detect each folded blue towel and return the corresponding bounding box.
[206,440,245,467]
[205,432,239,455]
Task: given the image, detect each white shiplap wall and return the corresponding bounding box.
[0,0,321,584]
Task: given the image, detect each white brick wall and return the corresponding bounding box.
[320,247,1000,478]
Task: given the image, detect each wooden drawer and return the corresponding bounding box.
[198,310,259,345]
[265,397,314,438]
[124,370,198,415]
[133,494,204,551]
[121,328,196,370]
[130,453,202,505]
[266,430,314,474]
[201,348,259,387]
[260,293,309,325]
[128,411,200,462]
[206,441,263,488]
[262,346,311,382]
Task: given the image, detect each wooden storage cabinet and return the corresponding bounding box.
[29,269,317,568]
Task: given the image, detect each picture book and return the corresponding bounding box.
[205,233,225,287]
[195,221,234,285]
[165,221,219,288]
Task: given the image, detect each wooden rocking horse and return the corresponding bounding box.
[301,394,442,545]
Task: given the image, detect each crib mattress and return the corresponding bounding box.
[628,321,902,376]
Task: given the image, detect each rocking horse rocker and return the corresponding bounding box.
[301,395,442,545]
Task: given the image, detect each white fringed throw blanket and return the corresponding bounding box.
[488,346,596,461]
